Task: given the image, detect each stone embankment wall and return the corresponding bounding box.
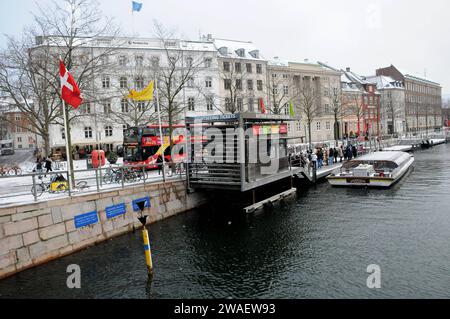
[0,181,206,279]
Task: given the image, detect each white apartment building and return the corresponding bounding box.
[40,36,221,156]
[213,38,268,113]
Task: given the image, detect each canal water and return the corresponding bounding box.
[1,144,449,299]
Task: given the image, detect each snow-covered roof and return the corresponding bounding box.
[365,75,404,90]
[213,38,266,61]
[404,74,440,87]
[268,57,289,67]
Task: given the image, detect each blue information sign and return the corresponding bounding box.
[74,211,99,229]
[106,203,127,219]
[132,197,151,212]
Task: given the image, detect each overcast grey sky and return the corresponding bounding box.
[1,0,449,94]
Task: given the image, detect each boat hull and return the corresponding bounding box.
[327,157,414,188]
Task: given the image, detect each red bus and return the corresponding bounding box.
[123,124,186,169]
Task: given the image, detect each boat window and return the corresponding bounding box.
[343,160,398,171]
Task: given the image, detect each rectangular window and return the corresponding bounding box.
[248,98,254,111]
[151,56,160,68]
[105,126,113,137]
[236,79,242,90]
[136,56,144,67]
[206,97,214,111]
[204,58,212,68]
[316,122,321,131]
[256,64,262,74]
[247,80,254,91]
[205,77,212,88]
[246,63,252,73]
[135,77,144,89]
[283,85,289,95]
[120,77,128,89]
[81,103,91,114]
[257,80,263,91]
[137,102,145,112]
[119,56,127,67]
[84,127,93,139]
[237,98,243,112]
[121,99,129,113]
[187,77,195,88]
[17,137,22,142]
[103,101,112,115]
[188,98,195,111]
[235,62,241,73]
[223,62,230,72]
[102,76,110,89]
[225,98,232,112]
[16,126,21,133]
[326,122,331,130]
[224,79,231,90]
[15,115,21,121]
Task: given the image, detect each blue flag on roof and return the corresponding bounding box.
[132,1,143,12]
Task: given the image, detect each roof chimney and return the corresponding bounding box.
[304,58,309,63]
[346,67,351,72]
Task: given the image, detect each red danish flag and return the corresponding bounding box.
[59,60,83,109]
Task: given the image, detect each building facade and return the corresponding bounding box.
[267,59,341,144]
[365,75,406,135]
[36,36,221,157]
[0,97,39,151]
[214,38,268,114]
[376,65,442,133]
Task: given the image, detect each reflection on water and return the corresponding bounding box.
[1,145,450,299]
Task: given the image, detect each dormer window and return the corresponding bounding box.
[236,48,245,58]
[218,47,228,56]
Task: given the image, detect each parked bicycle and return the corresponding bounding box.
[8,164,22,176]
[0,164,22,176]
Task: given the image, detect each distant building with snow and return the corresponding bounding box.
[376,65,442,133]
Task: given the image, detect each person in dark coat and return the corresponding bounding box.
[333,148,338,164]
[347,145,353,160]
[44,157,53,177]
[352,145,357,158]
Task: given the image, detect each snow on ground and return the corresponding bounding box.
[0,157,184,207]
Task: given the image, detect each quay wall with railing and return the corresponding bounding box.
[0,180,206,279]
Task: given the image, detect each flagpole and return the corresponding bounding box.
[62,100,73,194]
[154,75,166,182]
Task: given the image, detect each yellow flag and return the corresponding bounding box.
[127,81,154,101]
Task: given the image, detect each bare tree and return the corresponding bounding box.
[266,74,290,115]
[344,93,364,137]
[296,84,321,146]
[0,31,61,156]
[153,22,206,165]
[110,58,159,128]
[329,87,346,143]
[218,57,250,114]
[0,0,121,186]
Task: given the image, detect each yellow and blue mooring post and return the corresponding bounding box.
[142,225,153,277]
[137,200,153,278]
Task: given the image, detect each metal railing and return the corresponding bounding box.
[0,162,186,206]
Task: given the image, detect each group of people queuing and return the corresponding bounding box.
[289,143,360,171]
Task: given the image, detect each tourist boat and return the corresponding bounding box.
[327,151,414,188]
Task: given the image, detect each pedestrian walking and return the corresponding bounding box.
[44,157,53,177]
[35,158,43,177]
[324,148,329,166]
[334,148,339,164]
[340,145,345,162]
